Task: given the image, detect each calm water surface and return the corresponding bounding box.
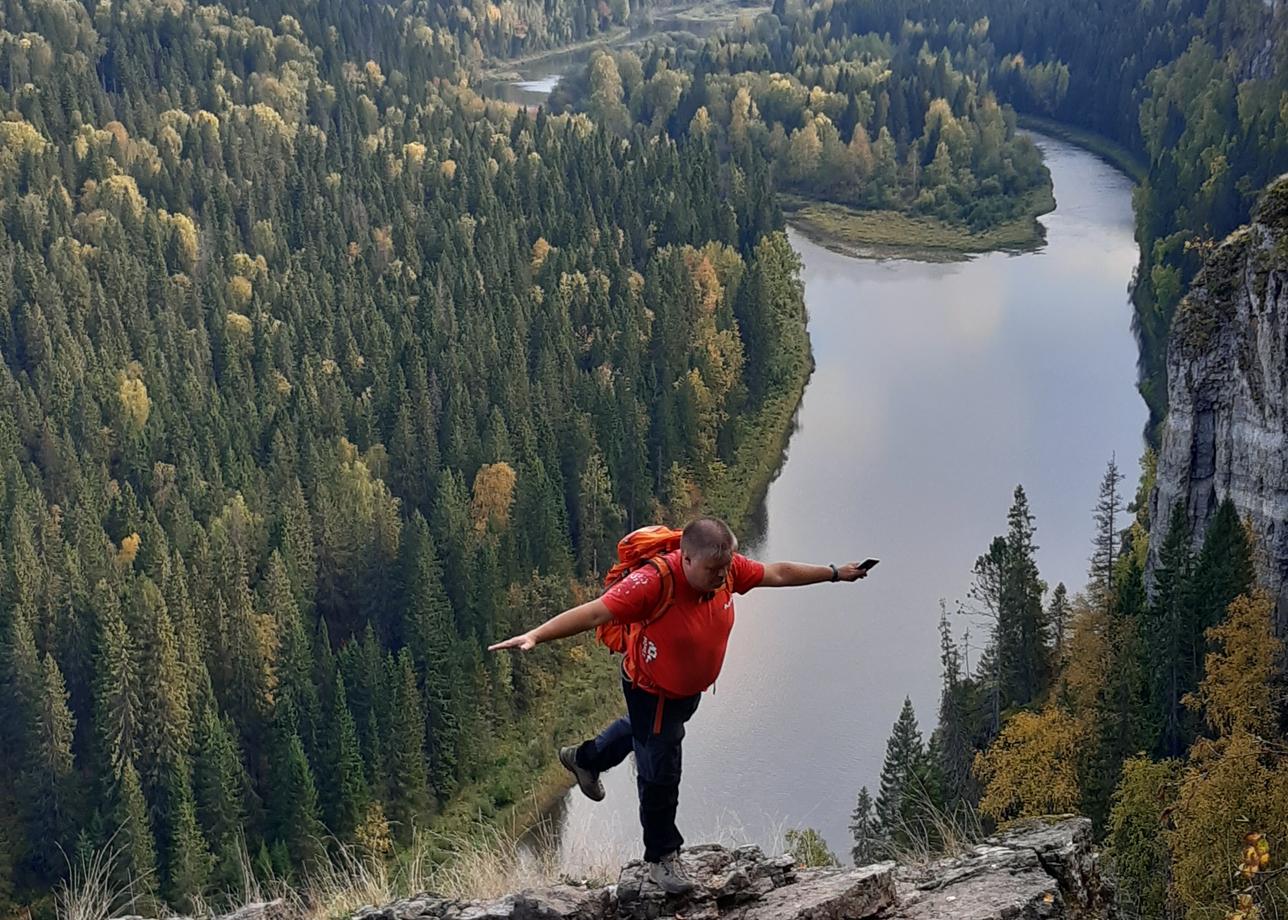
[524,134,1143,871]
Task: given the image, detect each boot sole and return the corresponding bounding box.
[559,746,605,802]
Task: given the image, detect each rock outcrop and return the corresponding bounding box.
[341,816,1113,920]
[1148,173,1288,631]
[110,817,1114,920]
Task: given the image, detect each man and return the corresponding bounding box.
[488,516,873,895]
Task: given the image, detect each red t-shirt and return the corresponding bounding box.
[601,549,765,698]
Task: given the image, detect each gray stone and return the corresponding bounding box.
[729,862,896,919]
[112,816,1116,920]
[890,816,1115,920]
[1148,174,1288,633]
[221,902,292,920]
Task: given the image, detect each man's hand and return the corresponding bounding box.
[488,631,538,652]
[486,599,615,653]
[835,562,871,582]
[760,560,875,587]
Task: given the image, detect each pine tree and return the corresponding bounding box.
[998,485,1049,709]
[1048,583,1071,666]
[400,513,461,797]
[1189,498,1254,683]
[931,603,975,807]
[1089,456,1124,616]
[966,536,1007,738]
[27,653,79,874]
[849,786,881,866]
[383,650,430,843]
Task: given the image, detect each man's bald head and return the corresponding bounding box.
[681,517,737,562]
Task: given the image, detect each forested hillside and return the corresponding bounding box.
[550,12,1051,233]
[0,0,808,913]
[795,0,1287,433]
[552,0,1287,430]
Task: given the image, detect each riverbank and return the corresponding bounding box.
[780,185,1057,261]
[479,0,766,82]
[427,241,816,854]
[1017,114,1146,183]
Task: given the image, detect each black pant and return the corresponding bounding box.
[574,667,702,862]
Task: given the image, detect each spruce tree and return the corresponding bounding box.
[875,697,933,849]
[383,650,430,843]
[1089,456,1124,615]
[400,513,461,798]
[1145,501,1194,758]
[318,673,369,844]
[1048,583,1071,666]
[27,653,79,875]
[160,763,211,912]
[269,708,325,873]
[931,604,974,807]
[1190,498,1254,671]
[999,485,1049,709]
[849,787,881,866]
[191,698,248,890]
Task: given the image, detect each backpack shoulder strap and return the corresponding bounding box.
[643,555,676,623]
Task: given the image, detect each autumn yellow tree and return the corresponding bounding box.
[975,707,1082,822]
[470,462,517,534]
[1168,591,1288,918]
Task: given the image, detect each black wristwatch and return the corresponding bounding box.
[829,563,839,582]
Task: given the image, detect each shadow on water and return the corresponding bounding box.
[740,398,806,554]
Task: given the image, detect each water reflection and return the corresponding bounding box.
[527,135,1142,872]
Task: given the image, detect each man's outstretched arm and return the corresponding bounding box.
[759,560,870,587]
[488,597,615,652]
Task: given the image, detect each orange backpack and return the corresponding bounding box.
[595,526,682,654]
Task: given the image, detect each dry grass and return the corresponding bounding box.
[293,814,628,920]
[881,789,986,870]
[56,837,156,920]
[57,796,861,920]
[781,192,1054,260]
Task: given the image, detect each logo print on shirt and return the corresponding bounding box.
[643,637,658,663]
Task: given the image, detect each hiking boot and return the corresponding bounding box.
[647,851,696,896]
[558,745,605,802]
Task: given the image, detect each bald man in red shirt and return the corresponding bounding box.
[489,517,873,895]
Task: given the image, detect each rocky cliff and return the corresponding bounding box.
[1148,173,1288,631]
[127,817,1114,920]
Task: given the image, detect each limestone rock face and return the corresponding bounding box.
[1148,173,1288,631]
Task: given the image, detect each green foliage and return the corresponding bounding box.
[876,698,942,851]
[784,827,839,868]
[555,20,1052,233]
[0,0,814,909]
[1107,757,1180,920]
[848,787,880,866]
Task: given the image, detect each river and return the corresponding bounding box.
[496,68,1143,872]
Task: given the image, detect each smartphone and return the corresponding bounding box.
[859,558,880,572]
